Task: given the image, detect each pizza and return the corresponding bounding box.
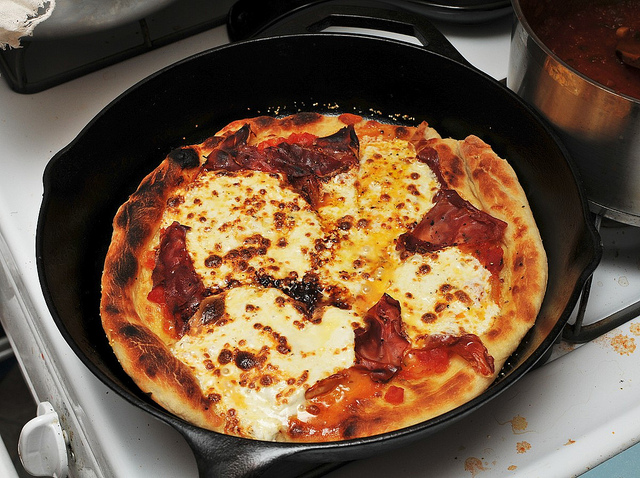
[100,112,547,442]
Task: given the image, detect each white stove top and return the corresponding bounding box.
[1,15,639,478]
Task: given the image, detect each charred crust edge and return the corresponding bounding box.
[291,112,323,126]
[110,249,138,287]
[168,147,200,170]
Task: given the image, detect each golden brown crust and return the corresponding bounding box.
[286,360,490,442]
[100,112,547,441]
[424,134,547,362]
[454,135,547,364]
[101,151,222,429]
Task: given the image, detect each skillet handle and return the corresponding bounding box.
[230,0,470,66]
[175,422,339,477]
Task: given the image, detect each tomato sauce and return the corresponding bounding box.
[534,0,640,100]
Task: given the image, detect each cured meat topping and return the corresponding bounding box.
[203,124,359,207]
[204,124,358,178]
[354,294,411,382]
[148,221,207,336]
[397,188,507,255]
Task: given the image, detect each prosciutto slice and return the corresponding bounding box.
[420,334,495,376]
[203,124,359,206]
[354,294,410,382]
[397,188,507,255]
[204,124,358,177]
[148,221,207,336]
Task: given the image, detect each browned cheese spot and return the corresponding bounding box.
[205,255,222,268]
[421,312,437,323]
[208,393,222,403]
[218,349,233,365]
[235,351,258,370]
[200,296,226,325]
[407,184,421,196]
[167,195,185,208]
[434,302,449,313]
[337,215,354,230]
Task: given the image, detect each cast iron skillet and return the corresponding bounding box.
[36,4,601,477]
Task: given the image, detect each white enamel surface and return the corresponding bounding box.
[0,432,19,478]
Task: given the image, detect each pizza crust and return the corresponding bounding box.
[100,112,547,441]
[100,153,224,429]
[452,135,547,364]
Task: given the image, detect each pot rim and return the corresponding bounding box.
[510,0,640,105]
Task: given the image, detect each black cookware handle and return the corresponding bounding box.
[228,0,328,40]
[173,419,339,477]
[228,0,471,67]
[562,213,638,343]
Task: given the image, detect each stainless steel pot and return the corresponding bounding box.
[508,0,640,226]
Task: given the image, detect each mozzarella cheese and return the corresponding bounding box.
[356,136,439,233]
[161,170,323,290]
[171,286,359,440]
[388,248,499,341]
[316,137,439,311]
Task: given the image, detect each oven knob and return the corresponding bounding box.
[18,401,69,478]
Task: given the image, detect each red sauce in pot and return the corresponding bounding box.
[534,0,640,100]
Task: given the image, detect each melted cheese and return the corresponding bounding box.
[161,170,322,290]
[315,169,359,225]
[316,137,439,311]
[171,286,359,440]
[356,136,439,232]
[387,248,499,342]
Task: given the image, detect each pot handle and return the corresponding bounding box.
[228,0,470,67]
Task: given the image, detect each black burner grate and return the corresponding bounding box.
[563,214,640,343]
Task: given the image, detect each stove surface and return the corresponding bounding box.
[0,9,639,478]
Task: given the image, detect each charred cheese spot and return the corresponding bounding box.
[171,286,360,440]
